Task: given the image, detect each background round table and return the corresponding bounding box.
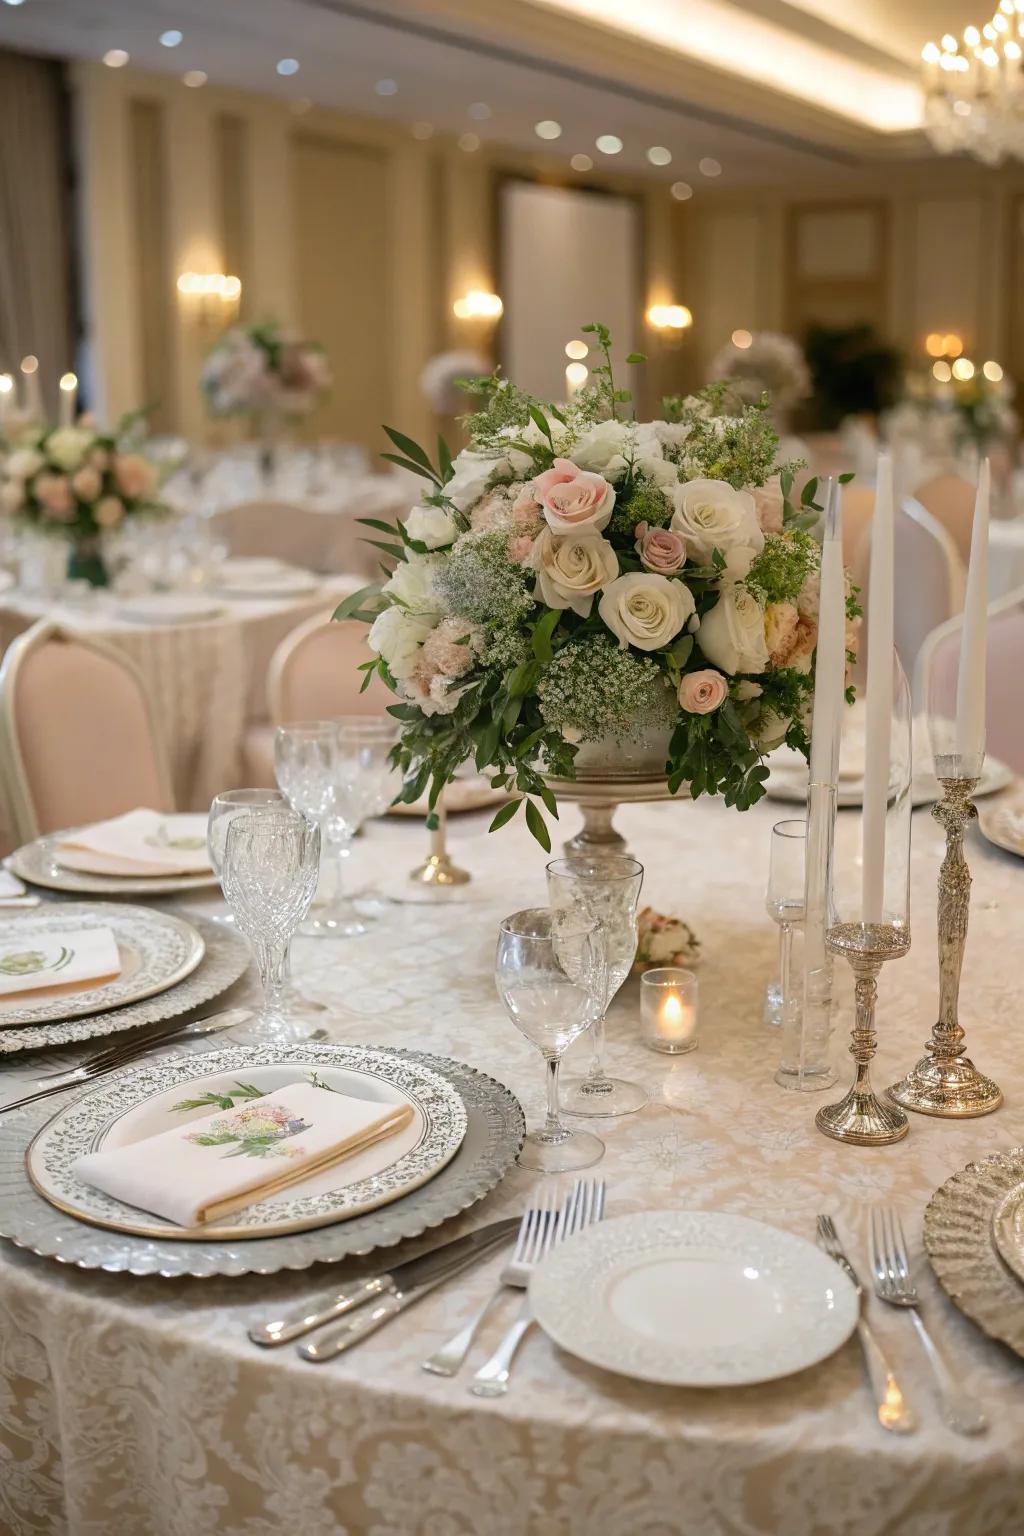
[0,796,1022,1536]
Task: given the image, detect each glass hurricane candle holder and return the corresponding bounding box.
[640,968,699,1055]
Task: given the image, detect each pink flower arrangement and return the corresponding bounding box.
[0,419,165,546]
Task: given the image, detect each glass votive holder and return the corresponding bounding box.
[640,968,700,1055]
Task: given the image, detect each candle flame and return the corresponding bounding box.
[663,993,684,1026]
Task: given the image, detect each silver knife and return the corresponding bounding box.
[33,1008,254,1085]
[0,1008,253,1116]
[250,1217,520,1351]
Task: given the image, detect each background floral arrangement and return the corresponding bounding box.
[339,323,858,849]
[633,907,702,972]
[706,331,811,418]
[201,321,332,420]
[0,418,163,538]
[886,366,1017,456]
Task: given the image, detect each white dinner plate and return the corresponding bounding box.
[0,904,205,1027]
[978,801,1024,859]
[28,1048,468,1241]
[116,594,226,624]
[530,1211,859,1387]
[7,831,219,895]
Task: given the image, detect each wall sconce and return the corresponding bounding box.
[176,272,242,326]
[646,304,692,331]
[453,289,503,321]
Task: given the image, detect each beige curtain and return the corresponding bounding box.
[0,49,74,418]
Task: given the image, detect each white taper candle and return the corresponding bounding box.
[861,453,894,923]
[955,459,990,768]
[808,481,846,791]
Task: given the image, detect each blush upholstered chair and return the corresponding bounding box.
[914,585,1024,773]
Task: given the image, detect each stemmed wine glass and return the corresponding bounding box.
[326,717,401,926]
[764,819,806,1031]
[495,907,607,1172]
[207,788,287,916]
[220,809,321,1046]
[274,721,340,936]
[546,854,646,1117]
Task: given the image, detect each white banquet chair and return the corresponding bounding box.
[0,620,175,845]
[915,585,1024,773]
[241,609,390,785]
[913,473,977,567]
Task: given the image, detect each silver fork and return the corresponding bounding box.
[870,1207,988,1436]
[470,1178,606,1398]
[421,1197,561,1377]
[816,1214,916,1434]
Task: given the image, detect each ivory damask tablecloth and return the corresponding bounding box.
[0,797,1023,1536]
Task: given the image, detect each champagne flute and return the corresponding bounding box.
[764,819,806,1031]
[495,907,606,1173]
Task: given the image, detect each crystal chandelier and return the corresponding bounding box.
[921,1,1024,164]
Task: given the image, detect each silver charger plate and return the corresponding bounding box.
[8,832,219,895]
[978,802,1024,860]
[923,1147,1024,1360]
[0,1044,524,1277]
[991,1180,1024,1287]
[0,904,204,1028]
[0,915,249,1054]
[29,1048,468,1241]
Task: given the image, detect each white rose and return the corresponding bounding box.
[598,572,695,652]
[46,427,94,473]
[403,504,457,550]
[753,707,790,751]
[571,419,631,474]
[671,478,764,568]
[531,528,618,618]
[698,587,770,675]
[5,448,44,480]
[445,449,500,512]
[368,605,435,681]
[383,553,446,615]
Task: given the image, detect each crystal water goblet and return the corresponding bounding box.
[495,907,607,1173]
[274,721,340,937]
[221,809,321,1047]
[545,854,646,1117]
[325,717,402,928]
[764,819,806,1030]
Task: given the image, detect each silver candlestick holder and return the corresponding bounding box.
[888,775,1002,1117]
[816,922,911,1146]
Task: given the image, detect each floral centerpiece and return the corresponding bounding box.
[707,331,810,423]
[338,324,857,849]
[0,418,164,586]
[201,321,331,422]
[886,365,1017,458]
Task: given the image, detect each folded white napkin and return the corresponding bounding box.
[0,925,121,998]
[56,809,212,877]
[73,1082,414,1227]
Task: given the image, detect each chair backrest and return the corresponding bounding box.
[915,585,1024,773]
[858,499,966,709]
[840,484,875,582]
[913,474,976,566]
[0,621,175,842]
[267,609,392,724]
[210,498,385,580]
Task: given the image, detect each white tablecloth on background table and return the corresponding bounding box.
[0,793,1022,1534]
[0,577,358,813]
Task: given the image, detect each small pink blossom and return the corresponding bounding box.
[113,453,156,501]
[635,521,686,574]
[512,483,541,518]
[71,466,101,502]
[508,534,536,565]
[749,476,785,534]
[678,669,728,714]
[94,494,125,528]
[34,472,74,520]
[530,458,580,501]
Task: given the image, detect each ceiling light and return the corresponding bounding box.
[1006,39,1022,58]
[159,30,182,47]
[570,153,593,171]
[646,146,672,166]
[922,41,942,62]
[2,1,26,7]
[670,181,693,200]
[535,120,562,140]
[952,357,975,380]
[942,33,958,50]
[565,339,589,360]
[182,70,207,88]
[647,303,692,330]
[453,290,502,320]
[932,361,952,381]
[276,58,300,76]
[731,329,753,348]
[411,121,434,140]
[925,332,945,357]
[375,79,398,96]
[103,49,129,68]
[20,354,38,373]
[457,132,480,153]
[596,134,623,154]
[468,102,491,120]
[0,375,12,395]
[699,157,722,176]
[983,360,1004,381]
[944,333,963,357]
[964,25,981,44]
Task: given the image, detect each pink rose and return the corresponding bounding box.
[71,466,101,502]
[94,494,125,527]
[749,476,785,535]
[635,521,686,574]
[88,446,110,472]
[678,669,728,714]
[512,483,541,517]
[34,472,74,520]
[533,458,615,534]
[113,453,156,500]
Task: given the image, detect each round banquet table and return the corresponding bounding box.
[0,795,1023,1536]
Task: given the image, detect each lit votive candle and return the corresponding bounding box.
[640,967,699,1055]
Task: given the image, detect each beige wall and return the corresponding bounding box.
[72,62,694,451]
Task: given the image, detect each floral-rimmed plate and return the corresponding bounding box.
[27,1049,468,1241]
[7,831,220,896]
[0,904,204,1028]
[530,1211,859,1387]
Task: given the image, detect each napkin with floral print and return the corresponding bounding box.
[73,1083,414,1227]
[0,926,121,997]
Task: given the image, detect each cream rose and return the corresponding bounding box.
[698,587,770,675]
[534,460,615,535]
[531,528,618,618]
[403,504,457,550]
[570,419,631,474]
[46,427,93,473]
[671,478,764,567]
[598,572,695,652]
[678,669,728,714]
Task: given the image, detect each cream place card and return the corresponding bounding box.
[0,926,121,997]
[56,809,212,877]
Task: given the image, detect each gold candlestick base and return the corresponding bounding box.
[409,852,470,887]
[816,922,910,1147]
[888,775,1002,1119]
